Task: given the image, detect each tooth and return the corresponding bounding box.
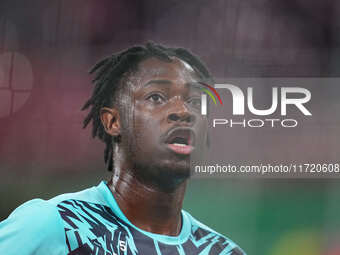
[173,143,186,147]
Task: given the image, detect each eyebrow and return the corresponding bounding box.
[143,79,203,90]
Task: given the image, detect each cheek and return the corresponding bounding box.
[132,107,163,151]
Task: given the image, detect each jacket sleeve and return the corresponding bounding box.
[0,199,67,255]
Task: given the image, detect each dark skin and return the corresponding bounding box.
[100,57,208,236]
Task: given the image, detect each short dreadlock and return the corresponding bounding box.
[82,42,213,171]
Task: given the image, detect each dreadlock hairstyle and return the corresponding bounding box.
[82,42,213,171]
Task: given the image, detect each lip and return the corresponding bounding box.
[166,143,194,155]
[163,127,196,155]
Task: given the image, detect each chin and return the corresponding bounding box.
[159,159,192,180]
[156,164,191,191]
[136,158,191,188]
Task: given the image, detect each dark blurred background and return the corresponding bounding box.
[1,0,340,254]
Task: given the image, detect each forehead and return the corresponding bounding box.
[129,57,200,86]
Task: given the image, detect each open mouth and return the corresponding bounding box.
[164,128,195,155]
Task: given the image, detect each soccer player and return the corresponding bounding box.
[0,42,246,254]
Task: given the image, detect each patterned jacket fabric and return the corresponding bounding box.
[0,181,246,255]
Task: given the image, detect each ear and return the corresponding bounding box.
[100,107,121,137]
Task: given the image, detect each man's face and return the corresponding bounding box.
[119,57,208,184]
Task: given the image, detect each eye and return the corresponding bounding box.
[146,93,166,104]
[188,97,201,108]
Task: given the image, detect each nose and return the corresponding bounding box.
[167,101,196,125]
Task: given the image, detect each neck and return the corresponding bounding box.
[107,163,187,236]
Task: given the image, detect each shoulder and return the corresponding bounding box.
[183,210,247,255]
[47,184,100,205]
[3,198,64,231]
[3,184,102,229]
[0,199,67,254]
[0,184,105,254]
